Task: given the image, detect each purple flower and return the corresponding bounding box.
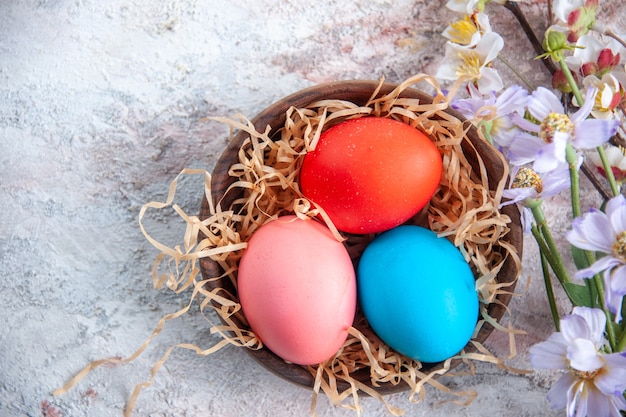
[566,195,626,322]
[530,307,626,417]
[501,163,571,233]
[508,86,619,172]
[452,84,528,150]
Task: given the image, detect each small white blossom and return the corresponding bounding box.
[553,0,586,23]
[445,0,484,14]
[442,13,492,47]
[589,144,626,184]
[582,73,623,119]
[436,31,504,94]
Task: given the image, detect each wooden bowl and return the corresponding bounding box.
[198,80,523,395]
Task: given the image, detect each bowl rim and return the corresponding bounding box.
[198,80,523,395]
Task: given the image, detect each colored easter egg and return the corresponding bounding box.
[357,225,478,363]
[237,215,357,365]
[299,117,442,234]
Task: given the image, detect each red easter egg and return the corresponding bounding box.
[299,117,442,234]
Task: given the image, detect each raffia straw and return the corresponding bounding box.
[53,75,524,416]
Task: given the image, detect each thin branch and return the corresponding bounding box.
[581,162,613,202]
[503,1,557,75]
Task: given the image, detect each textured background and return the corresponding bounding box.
[1,1,625,416]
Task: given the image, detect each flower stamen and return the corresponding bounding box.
[447,16,479,45]
[511,167,543,193]
[538,112,575,143]
[455,51,483,80]
[612,231,626,261]
[570,367,601,380]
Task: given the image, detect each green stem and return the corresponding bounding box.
[596,145,620,197]
[531,223,558,273]
[558,58,584,109]
[540,250,560,331]
[618,328,626,352]
[592,274,618,351]
[566,144,582,218]
[530,204,571,285]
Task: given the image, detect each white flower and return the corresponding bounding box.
[566,195,626,322]
[445,0,519,14]
[445,0,484,14]
[582,73,623,119]
[552,0,598,42]
[589,144,626,184]
[614,63,626,92]
[553,0,586,23]
[565,35,624,76]
[442,13,492,47]
[436,31,504,94]
[530,307,626,417]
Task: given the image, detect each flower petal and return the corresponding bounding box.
[572,307,606,346]
[570,87,597,121]
[477,66,504,94]
[582,383,611,417]
[566,210,615,253]
[567,378,586,417]
[507,133,545,166]
[541,163,571,197]
[609,264,626,295]
[594,352,626,396]
[511,112,540,133]
[606,195,626,233]
[496,84,528,115]
[609,395,626,417]
[502,186,536,204]
[529,332,568,369]
[560,314,591,343]
[475,31,504,64]
[604,267,625,322]
[521,206,533,234]
[533,139,567,172]
[553,0,585,22]
[567,338,604,371]
[528,87,564,120]
[574,256,622,280]
[572,118,618,149]
[547,372,576,410]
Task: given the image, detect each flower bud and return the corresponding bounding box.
[597,49,620,72]
[543,29,568,54]
[552,69,577,93]
[581,62,598,77]
[566,6,596,42]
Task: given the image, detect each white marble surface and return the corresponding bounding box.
[1,1,625,416]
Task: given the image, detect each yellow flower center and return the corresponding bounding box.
[455,50,482,80]
[539,112,575,143]
[570,367,600,380]
[613,231,626,261]
[447,16,479,45]
[511,167,543,193]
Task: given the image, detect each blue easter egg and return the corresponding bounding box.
[357,225,478,363]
